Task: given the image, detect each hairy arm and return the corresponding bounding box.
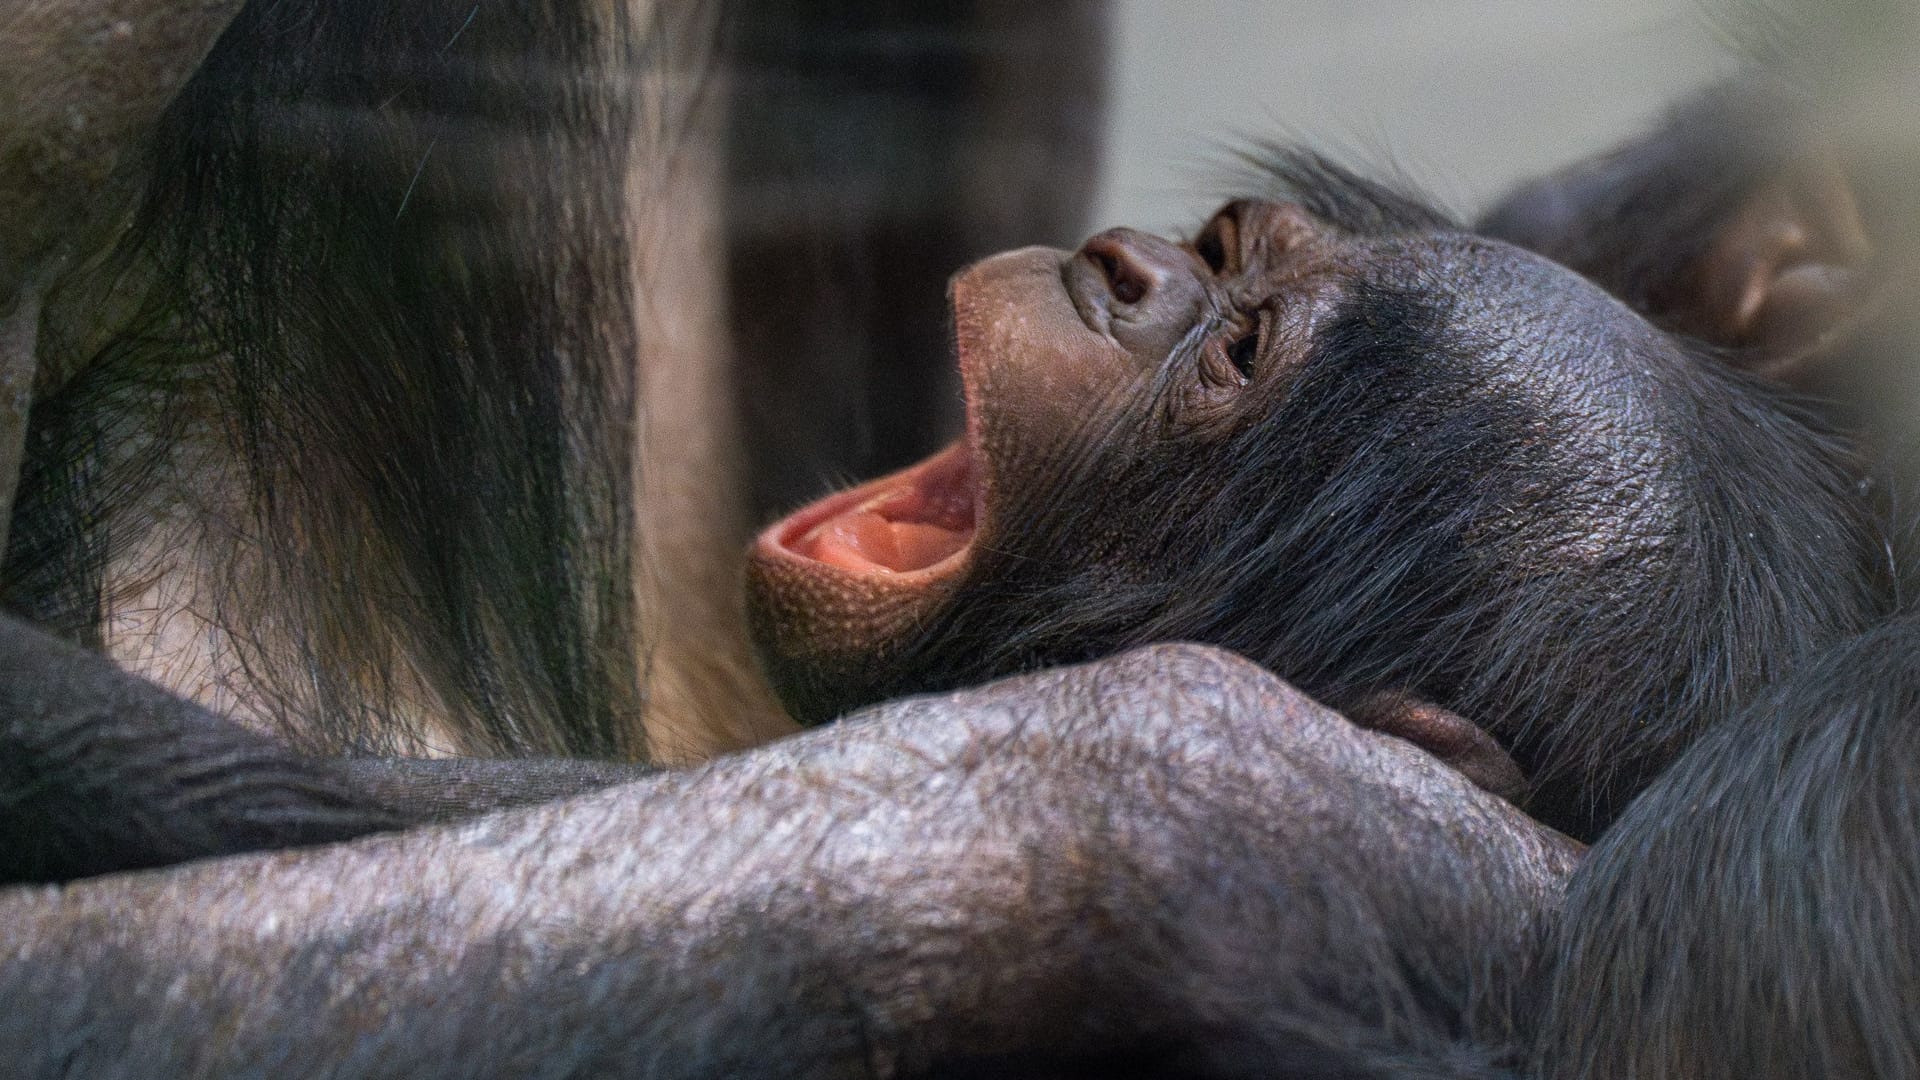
[0,643,1577,1079]
[1535,618,1920,1080]
[0,615,647,883]
[0,615,408,882]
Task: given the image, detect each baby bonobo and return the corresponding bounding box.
[748,157,1883,838]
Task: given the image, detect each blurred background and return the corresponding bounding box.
[724,1,1740,519]
[1102,0,1732,230]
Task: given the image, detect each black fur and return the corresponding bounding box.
[2,0,647,758]
[1534,614,1920,1079]
[6,2,1919,1075]
[770,160,1886,839]
[1233,148,1455,236]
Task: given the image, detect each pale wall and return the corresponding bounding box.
[1098,0,1739,234]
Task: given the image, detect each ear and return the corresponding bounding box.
[1346,691,1526,802]
[1479,85,1883,392]
[1680,148,1876,385]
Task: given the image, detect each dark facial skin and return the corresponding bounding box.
[750,164,1882,837]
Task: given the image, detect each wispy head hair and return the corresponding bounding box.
[1227,144,1456,235]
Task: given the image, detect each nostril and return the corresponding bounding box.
[1068,229,1207,361]
[1084,239,1150,305]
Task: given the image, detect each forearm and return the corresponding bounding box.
[0,615,407,882]
[1,645,1582,1078]
[337,757,651,822]
[0,681,1105,1079]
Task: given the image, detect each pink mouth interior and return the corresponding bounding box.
[779,440,978,575]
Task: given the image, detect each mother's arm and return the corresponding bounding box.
[1,643,1578,1078]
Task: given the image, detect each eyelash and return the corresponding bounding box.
[1210,308,1268,387]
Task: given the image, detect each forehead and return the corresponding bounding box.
[1203,169,1664,369]
[1337,230,1671,379]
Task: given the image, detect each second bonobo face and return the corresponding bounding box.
[747,159,1874,830]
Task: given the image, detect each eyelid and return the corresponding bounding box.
[1227,309,1270,379]
[1196,209,1240,275]
[1227,327,1259,379]
[1190,308,1261,392]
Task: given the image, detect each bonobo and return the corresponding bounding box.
[749,156,1885,837]
[6,0,1917,1068]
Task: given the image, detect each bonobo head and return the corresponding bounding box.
[748,156,1883,837]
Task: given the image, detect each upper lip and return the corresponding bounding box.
[754,294,989,578]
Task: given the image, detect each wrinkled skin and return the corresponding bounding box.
[0,639,1577,1078]
[0,0,247,551]
[0,615,649,883]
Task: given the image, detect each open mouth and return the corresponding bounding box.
[758,437,980,577]
[753,254,1051,583]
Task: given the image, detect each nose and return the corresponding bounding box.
[1068,228,1208,362]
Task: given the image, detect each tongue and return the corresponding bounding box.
[803,512,969,573]
[777,438,978,575]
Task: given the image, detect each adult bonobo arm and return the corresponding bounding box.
[0,613,407,883]
[0,0,245,300]
[0,0,247,547]
[0,614,643,883]
[0,644,1579,1079]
